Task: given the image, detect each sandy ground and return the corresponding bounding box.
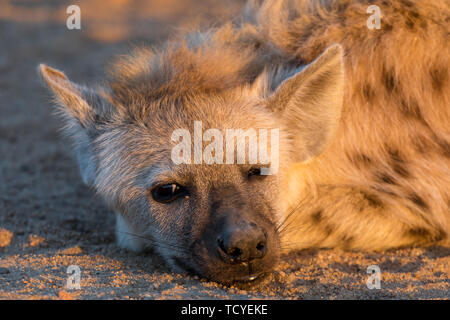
[0,0,449,300]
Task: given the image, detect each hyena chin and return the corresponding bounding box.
[39,0,449,285]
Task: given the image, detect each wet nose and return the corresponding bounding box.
[217,223,267,263]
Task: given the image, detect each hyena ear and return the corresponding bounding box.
[264,45,344,162]
[38,64,114,185]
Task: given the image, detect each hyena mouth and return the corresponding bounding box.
[228,269,271,288]
[173,255,272,288]
[216,258,273,287]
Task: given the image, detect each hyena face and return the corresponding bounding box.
[38,44,344,285]
[140,161,283,285]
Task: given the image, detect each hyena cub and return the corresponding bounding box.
[39,0,449,285]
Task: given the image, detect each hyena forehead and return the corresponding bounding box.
[141,88,279,132]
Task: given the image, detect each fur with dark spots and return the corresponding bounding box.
[348,152,372,169]
[324,225,334,237]
[400,98,423,120]
[311,209,323,223]
[407,228,431,239]
[373,186,396,197]
[387,146,410,178]
[408,193,429,211]
[430,67,447,92]
[362,82,375,103]
[382,66,398,93]
[386,146,402,163]
[377,171,396,185]
[406,228,445,242]
[361,191,384,209]
[399,0,414,8]
[383,23,393,32]
[437,229,447,241]
[405,17,415,30]
[404,8,422,30]
[392,163,410,178]
[37,0,450,275]
[412,134,431,154]
[436,138,450,158]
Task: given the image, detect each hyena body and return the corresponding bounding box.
[39,0,449,285]
[250,0,450,250]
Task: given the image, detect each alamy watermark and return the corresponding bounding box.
[66,265,81,290]
[171,121,279,175]
[66,5,81,30]
[367,5,381,30]
[366,265,381,289]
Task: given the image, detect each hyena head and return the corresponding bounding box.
[38,44,343,286]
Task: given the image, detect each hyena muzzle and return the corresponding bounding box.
[38,0,449,286]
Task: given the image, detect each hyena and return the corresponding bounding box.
[39,0,449,285]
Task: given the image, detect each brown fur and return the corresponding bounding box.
[251,0,450,250]
[105,0,450,250]
[39,0,450,284]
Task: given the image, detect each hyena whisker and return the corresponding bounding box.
[119,231,191,255]
[276,200,304,235]
[279,240,317,251]
[277,218,298,238]
[275,206,297,234]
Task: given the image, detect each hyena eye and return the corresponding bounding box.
[247,167,262,178]
[151,184,187,203]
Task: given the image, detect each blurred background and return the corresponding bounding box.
[0,0,245,94]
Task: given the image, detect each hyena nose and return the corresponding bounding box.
[217,223,267,263]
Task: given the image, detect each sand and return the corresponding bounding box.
[0,0,448,300]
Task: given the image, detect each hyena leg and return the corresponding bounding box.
[279,186,448,252]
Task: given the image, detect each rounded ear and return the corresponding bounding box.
[264,44,344,162]
[38,64,98,128]
[38,64,113,185]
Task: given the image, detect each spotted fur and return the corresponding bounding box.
[39,0,450,284]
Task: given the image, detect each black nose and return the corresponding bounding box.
[217,223,267,263]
